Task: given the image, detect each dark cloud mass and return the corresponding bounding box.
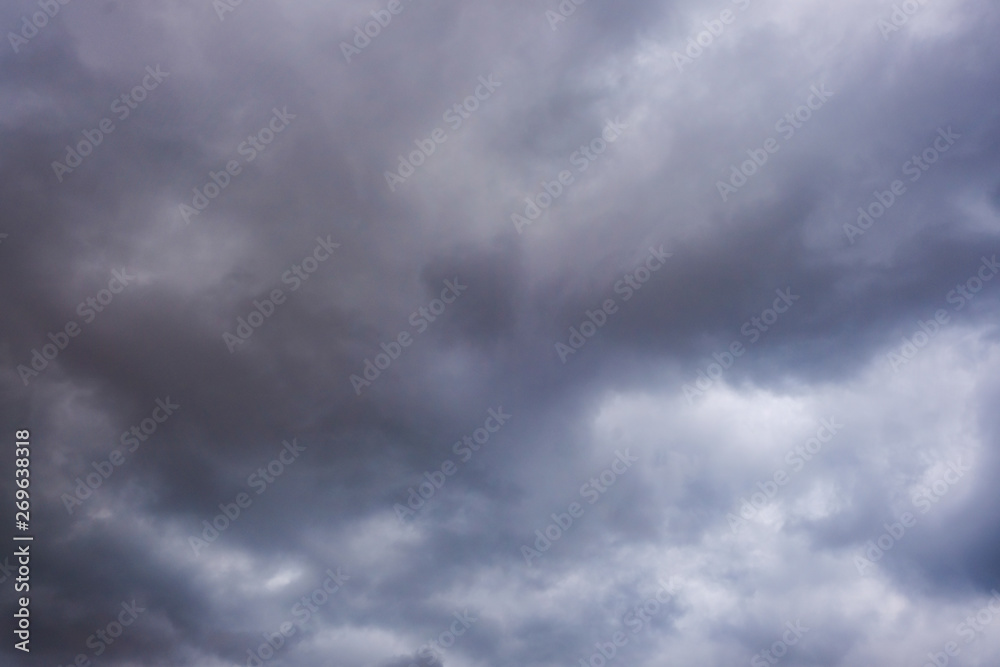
[2,0,1000,665]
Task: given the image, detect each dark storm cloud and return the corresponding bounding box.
[1,0,1000,665]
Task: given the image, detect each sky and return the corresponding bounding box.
[1,0,1000,665]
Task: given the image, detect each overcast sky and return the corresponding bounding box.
[2,0,1000,665]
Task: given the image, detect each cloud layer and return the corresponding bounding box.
[1,0,1000,665]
